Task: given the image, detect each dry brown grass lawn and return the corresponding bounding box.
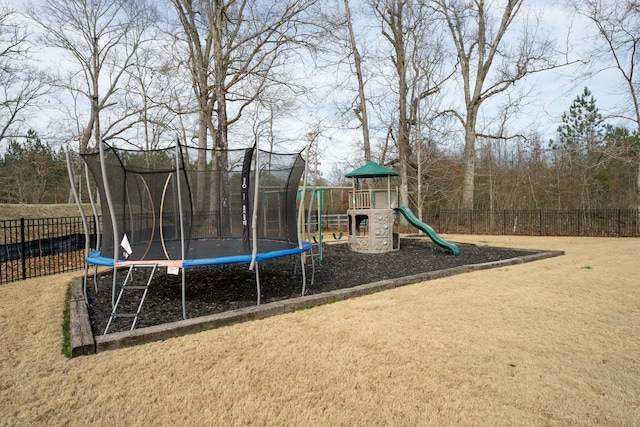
[0,204,90,221]
[0,235,638,426]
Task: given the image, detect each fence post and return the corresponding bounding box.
[20,218,26,280]
[539,210,543,236]
[577,210,581,236]
[503,210,506,235]
[618,209,621,237]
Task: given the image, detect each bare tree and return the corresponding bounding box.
[0,4,49,144]
[243,85,297,152]
[569,0,640,210]
[371,0,445,209]
[169,0,318,214]
[27,0,158,153]
[169,0,319,151]
[123,45,179,150]
[433,0,564,209]
[168,0,216,166]
[343,0,371,162]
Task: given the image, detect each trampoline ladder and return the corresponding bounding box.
[103,264,158,335]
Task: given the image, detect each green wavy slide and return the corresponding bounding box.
[394,206,460,257]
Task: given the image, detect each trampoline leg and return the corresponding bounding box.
[300,253,307,296]
[181,267,186,320]
[83,264,89,304]
[93,264,99,293]
[255,262,261,305]
[111,266,118,309]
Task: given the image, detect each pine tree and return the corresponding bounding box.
[551,88,608,209]
[0,130,67,203]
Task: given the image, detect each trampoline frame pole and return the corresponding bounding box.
[250,145,261,304]
[94,141,121,309]
[84,162,101,292]
[298,139,313,296]
[254,262,260,305]
[65,146,91,302]
[175,141,188,320]
[250,145,260,270]
[300,252,307,296]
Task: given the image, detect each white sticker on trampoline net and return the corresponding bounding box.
[120,234,133,259]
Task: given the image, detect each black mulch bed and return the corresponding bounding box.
[87,238,536,335]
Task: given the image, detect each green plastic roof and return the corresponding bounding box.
[345,162,399,178]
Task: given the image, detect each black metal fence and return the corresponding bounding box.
[323,209,640,237]
[1,216,98,284]
[1,209,638,284]
[416,209,640,237]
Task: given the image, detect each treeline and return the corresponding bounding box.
[471,89,638,210]
[0,130,68,204]
[403,129,638,211]
[326,88,639,211]
[2,88,638,211]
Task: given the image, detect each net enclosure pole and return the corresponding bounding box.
[96,141,121,308]
[250,144,260,270]
[65,145,91,302]
[84,162,101,291]
[298,142,310,249]
[298,139,313,296]
[250,145,261,304]
[175,140,188,320]
[85,163,101,252]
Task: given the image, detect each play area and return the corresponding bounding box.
[85,237,536,335]
[343,161,459,256]
[66,139,547,337]
[61,139,509,337]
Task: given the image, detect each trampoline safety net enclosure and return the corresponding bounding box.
[68,140,312,332]
[82,142,305,264]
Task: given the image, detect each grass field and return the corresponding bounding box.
[0,203,89,221]
[0,235,638,426]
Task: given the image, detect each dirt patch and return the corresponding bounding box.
[87,238,536,334]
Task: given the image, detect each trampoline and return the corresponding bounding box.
[66,139,313,334]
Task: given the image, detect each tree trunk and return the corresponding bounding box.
[213,0,231,234]
[195,110,209,213]
[461,112,477,209]
[636,151,640,229]
[344,0,371,162]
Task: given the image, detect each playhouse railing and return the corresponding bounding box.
[349,190,398,209]
[350,190,372,209]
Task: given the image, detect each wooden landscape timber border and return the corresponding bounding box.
[70,277,95,357]
[69,246,565,356]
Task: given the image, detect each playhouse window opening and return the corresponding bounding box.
[393,217,400,249]
[354,214,369,236]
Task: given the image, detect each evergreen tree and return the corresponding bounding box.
[556,87,605,153]
[551,88,608,209]
[600,125,640,207]
[0,130,67,203]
